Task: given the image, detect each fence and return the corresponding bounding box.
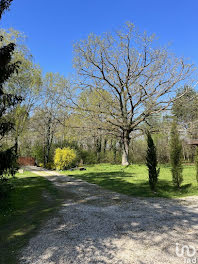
[18,157,36,166]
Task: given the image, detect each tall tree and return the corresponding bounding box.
[0,0,22,177]
[0,29,42,154]
[73,22,194,165]
[31,73,66,166]
[1,29,42,107]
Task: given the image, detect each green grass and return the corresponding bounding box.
[1,164,197,263]
[0,170,62,264]
[62,163,198,198]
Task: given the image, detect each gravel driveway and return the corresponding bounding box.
[20,167,198,264]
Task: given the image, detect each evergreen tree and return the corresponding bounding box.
[146,131,160,191]
[170,121,183,188]
[0,0,22,179]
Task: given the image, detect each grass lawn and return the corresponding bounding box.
[62,163,198,198]
[0,170,62,264]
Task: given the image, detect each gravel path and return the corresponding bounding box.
[20,166,198,264]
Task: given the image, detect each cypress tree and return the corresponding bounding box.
[170,121,183,188]
[146,131,160,191]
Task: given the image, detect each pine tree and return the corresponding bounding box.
[146,131,160,191]
[170,121,183,188]
[0,0,22,179]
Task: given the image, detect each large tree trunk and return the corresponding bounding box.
[122,131,130,166]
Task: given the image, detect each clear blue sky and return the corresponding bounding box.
[1,0,198,77]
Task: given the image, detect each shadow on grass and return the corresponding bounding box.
[70,171,196,198]
[68,171,136,178]
[0,175,63,264]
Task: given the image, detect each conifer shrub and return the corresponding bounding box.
[170,121,183,188]
[146,131,160,191]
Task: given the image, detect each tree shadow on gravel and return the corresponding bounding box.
[20,174,198,264]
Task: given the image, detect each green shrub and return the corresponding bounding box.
[99,151,121,164]
[78,150,97,165]
[31,144,44,164]
[54,147,76,170]
[45,162,55,170]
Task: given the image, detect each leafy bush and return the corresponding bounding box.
[45,162,55,170]
[31,144,44,164]
[80,150,98,164]
[54,147,76,170]
[99,151,121,164]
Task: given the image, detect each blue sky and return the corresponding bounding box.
[1,0,198,77]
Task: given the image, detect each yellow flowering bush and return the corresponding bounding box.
[54,147,76,170]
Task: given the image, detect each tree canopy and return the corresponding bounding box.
[73,22,194,165]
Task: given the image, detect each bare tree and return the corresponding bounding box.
[31,73,64,166]
[73,22,194,165]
